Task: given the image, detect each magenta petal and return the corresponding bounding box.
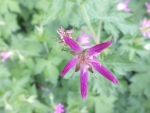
[145,2,150,8]
[124,7,131,12]
[61,57,78,76]
[124,0,130,5]
[80,67,88,99]
[66,30,73,34]
[1,56,8,62]
[90,60,118,84]
[87,40,113,55]
[63,36,82,53]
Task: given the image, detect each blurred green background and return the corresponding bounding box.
[0,0,150,113]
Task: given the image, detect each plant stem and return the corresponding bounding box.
[97,19,103,43]
[43,42,49,55]
[80,4,98,44]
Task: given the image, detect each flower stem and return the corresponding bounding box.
[80,4,98,44]
[43,42,49,55]
[97,19,103,43]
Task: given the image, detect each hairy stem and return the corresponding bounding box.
[43,42,49,55]
[80,4,98,44]
[97,19,103,43]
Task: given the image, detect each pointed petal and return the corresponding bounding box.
[124,0,130,5]
[145,2,150,8]
[90,60,118,84]
[80,67,88,99]
[61,57,78,76]
[124,7,131,12]
[87,40,113,55]
[66,29,73,34]
[63,36,82,53]
[0,52,7,56]
[1,56,8,62]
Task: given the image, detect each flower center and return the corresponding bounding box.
[78,53,91,66]
[141,26,150,32]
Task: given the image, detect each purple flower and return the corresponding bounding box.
[0,51,13,62]
[146,2,150,13]
[76,29,92,46]
[116,0,130,12]
[54,103,65,113]
[61,36,118,99]
[140,18,150,38]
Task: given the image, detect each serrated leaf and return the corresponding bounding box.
[84,0,111,20]
[51,57,63,65]
[130,73,150,97]
[42,0,66,25]
[104,21,119,38]
[0,65,10,78]
[95,95,117,113]
[0,0,20,14]
[103,53,134,69]
[44,62,59,85]
[11,36,41,57]
[34,58,47,74]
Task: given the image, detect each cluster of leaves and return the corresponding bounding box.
[0,0,150,113]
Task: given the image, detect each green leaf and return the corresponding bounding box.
[34,58,47,74]
[51,57,63,66]
[11,36,41,57]
[0,0,20,14]
[44,62,59,85]
[1,14,19,37]
[32,100,50,113]
[103,53,135,71]
[0,65,11,78]
[95,95,117,113]
[104,21,119,39]
[126,97,145,113]
[42,0,66,25]
[130,72,150,97]
[104,12,138,35]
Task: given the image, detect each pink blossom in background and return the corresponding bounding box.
[140,18,150,38]
[61,36,118,99]
[145,2,150,13]
[116,0,130,12]
[0,51,13,62]
[76,29,92,46]
[37,84,50,92]
[54,103,65,113]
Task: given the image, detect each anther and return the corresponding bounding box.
[70,72,75,78]
[92,73,97,79]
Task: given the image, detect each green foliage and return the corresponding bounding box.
[0,0,150,113]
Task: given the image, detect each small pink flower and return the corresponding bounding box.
[116,0,130,12]
[76,29,92,46]
[140,18,150,38]
[61,36,118,99]
[54,103,65,113]
[0,51,13,62]
[37,84,50,92]
[145,2,150,13]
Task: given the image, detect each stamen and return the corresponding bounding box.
[61,49,70,53]
[92,73,97,79]
[61,49,76,56]
[70,72,75,78]
[52,37,59,40]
